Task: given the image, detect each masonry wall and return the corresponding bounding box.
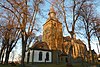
[43,19,63,51]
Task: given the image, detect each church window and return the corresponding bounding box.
[46,52,49,61]
[39,52,42,61]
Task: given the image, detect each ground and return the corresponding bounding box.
[0,62,100,67]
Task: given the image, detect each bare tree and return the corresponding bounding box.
[0,13,20,64]
[92,17,100,46]
[50,0,88,38]
[79,2,96,63]
[0,0,44,66]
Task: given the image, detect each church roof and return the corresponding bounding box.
[75,39,85,45]
[63,36,85,45]
[30,41,50,50]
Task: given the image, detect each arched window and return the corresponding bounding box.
[39,52,42,61]
[46,52,49,61]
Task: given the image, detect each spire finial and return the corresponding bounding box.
[50,5,55,13]
[48,5,56,19]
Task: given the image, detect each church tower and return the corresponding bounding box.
[43,6,63,51]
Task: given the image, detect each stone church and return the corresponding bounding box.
[24,6,88,63]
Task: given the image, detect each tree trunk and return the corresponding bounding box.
[87,34,93,63]
[97,37,100,46]
[97,38,100,54]
[27,51,30,64]
[69,31,75,39]
[0,45,6,61]
[0,48,3,62]
[21,1,27,66]
[1,52,4,64]
[21,34,27,67]
[21,42,25,67]
[21,45,25,67]
[4,48,10,64]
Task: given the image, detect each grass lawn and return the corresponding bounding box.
[25,63,76,67]
[25,62,100,67]
[0,64,19,67]
[0,62,100,67]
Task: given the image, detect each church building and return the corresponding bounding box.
[24,6,88,64]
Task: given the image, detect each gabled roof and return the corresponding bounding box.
[30,41,49,50]
[75,39,85,45]
[63,36,85,45]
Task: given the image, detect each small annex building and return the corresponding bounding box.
[24,41,66,63]
[24,41,52,63]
